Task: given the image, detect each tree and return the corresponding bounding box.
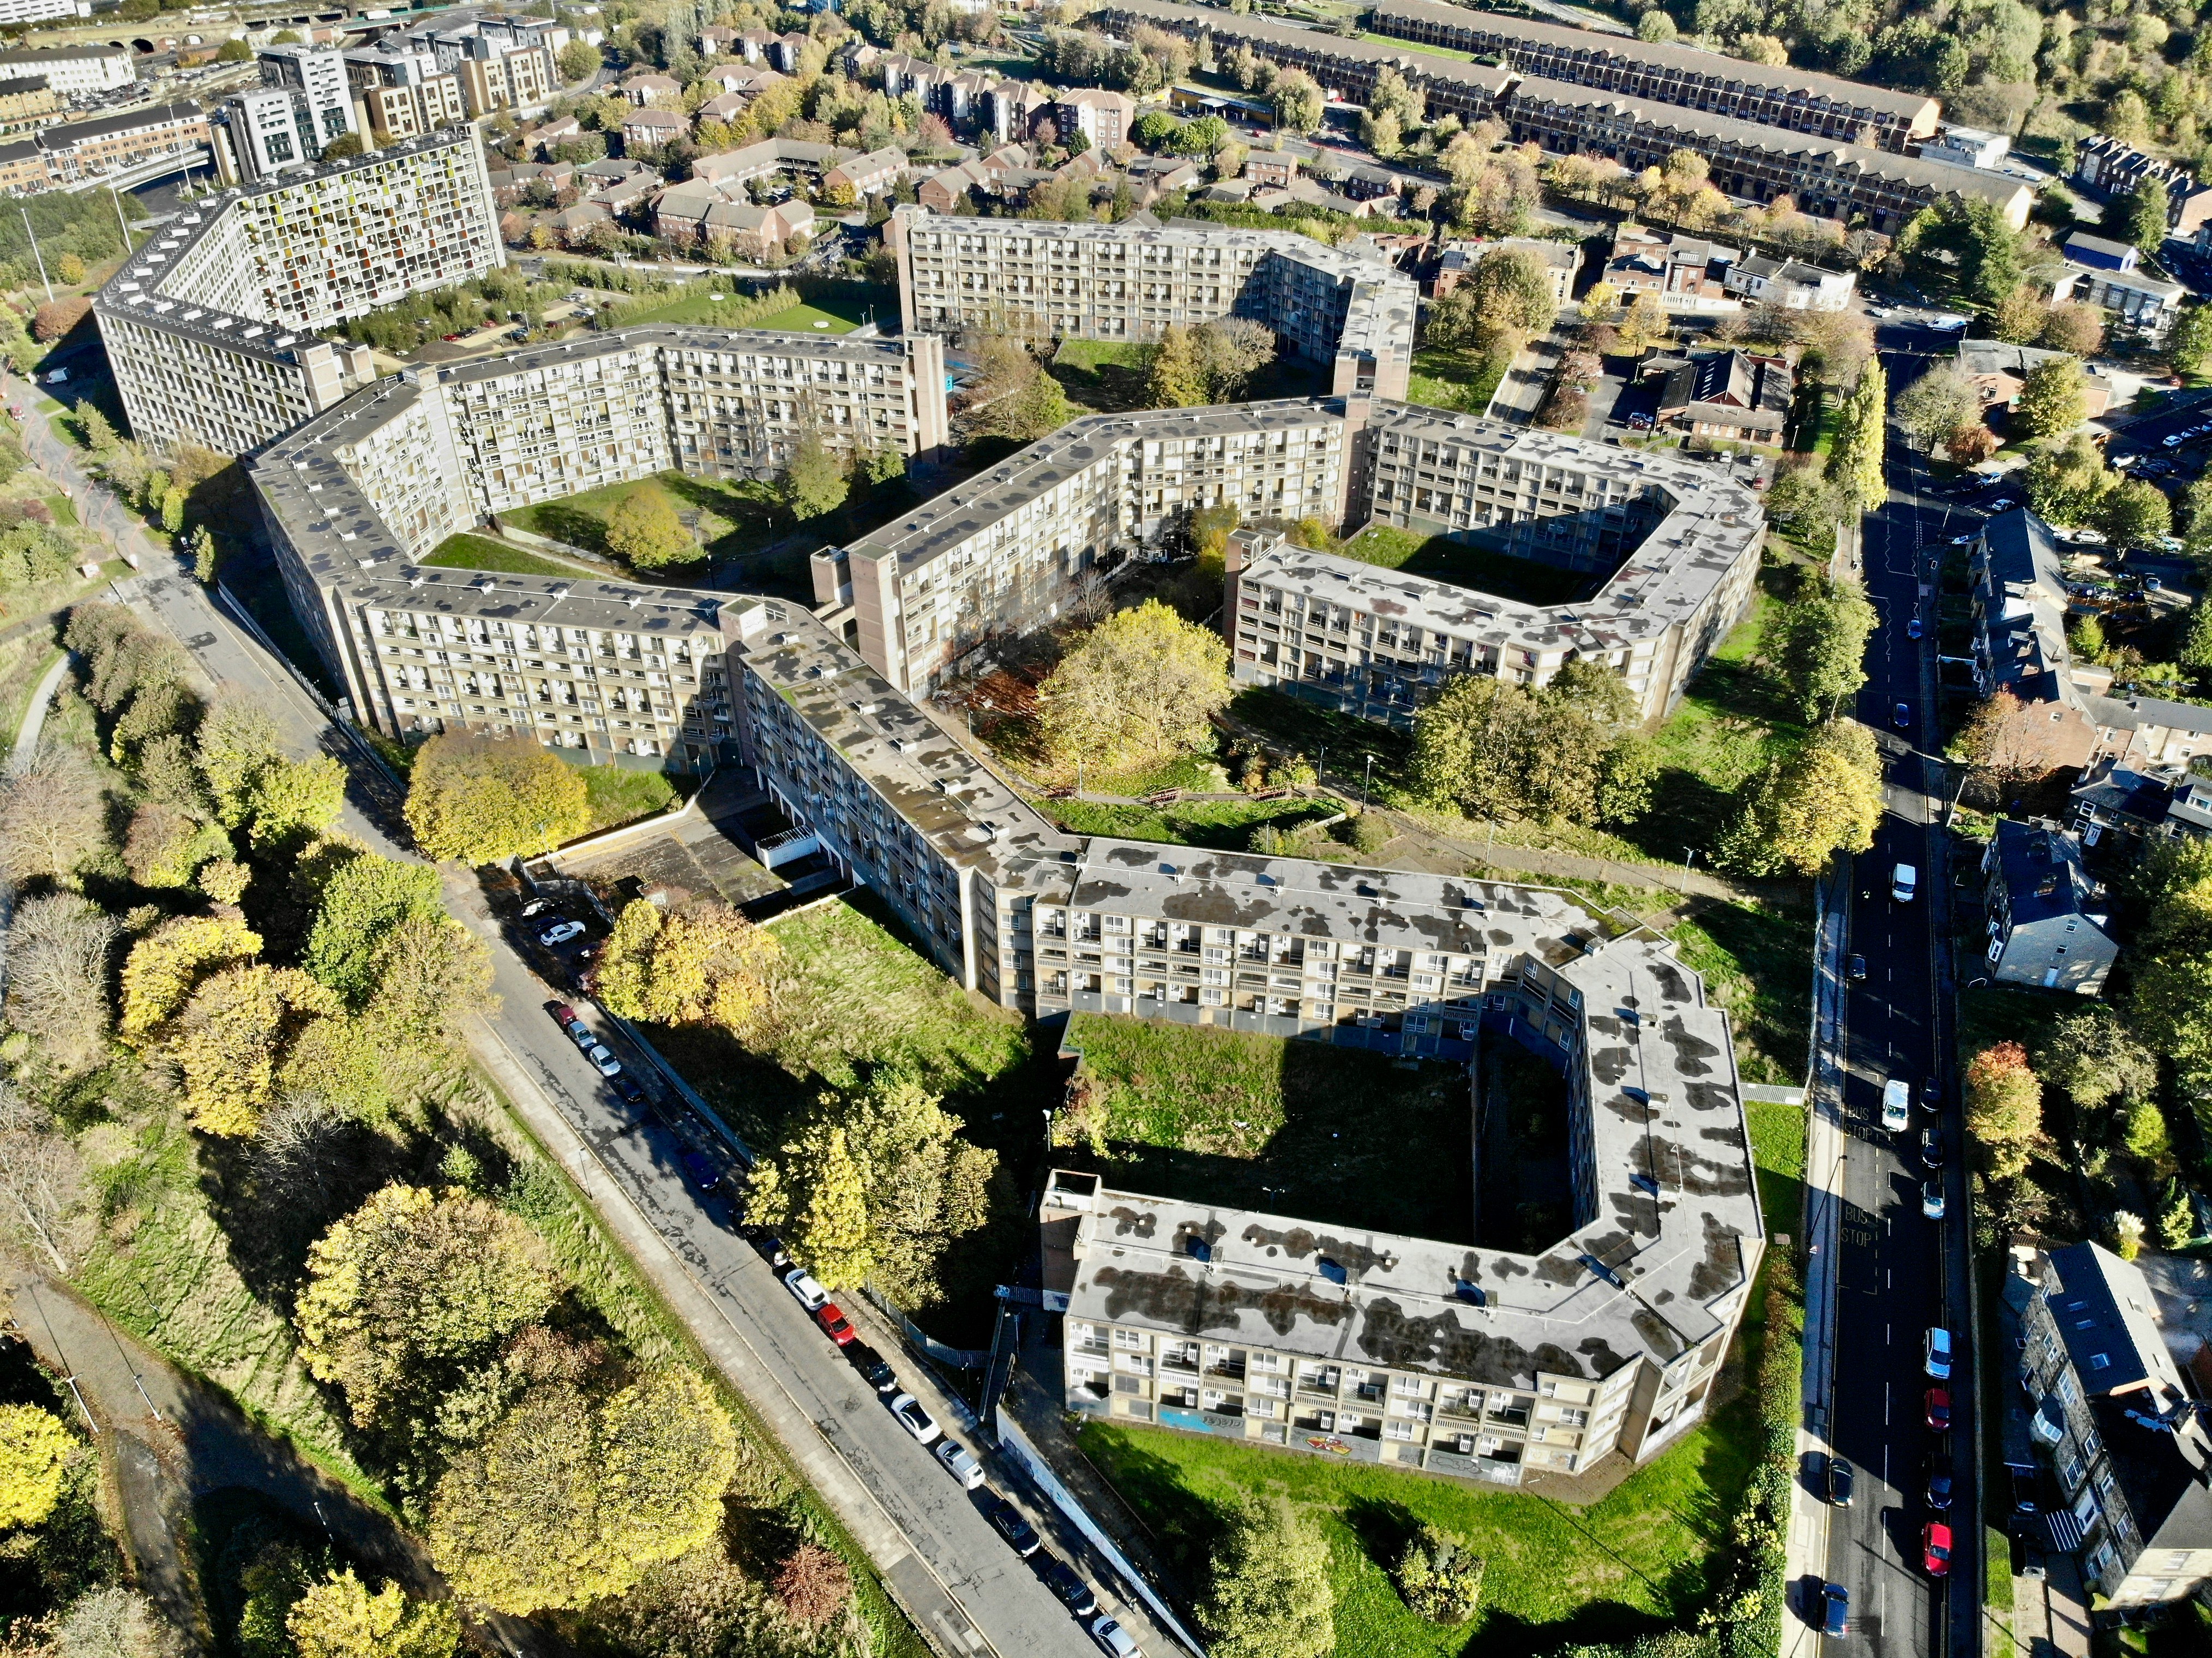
[0,1403,72,1528]
[1947,424,2000,467]
[1036,599,1231,770]
[1964,1042,2041,1179]
[175,964,339,1137]
[604,488,694,569]
[189,525,219,585]
[1894,365,1978,453]
[746,1074,996,1307]
[303,854,445,1007]
[0,742,104,882]
[972,369,1075,444]
[771,1543,852,1630]
[428,1371,736,1614]
[1270,69,1323,135]
[2040,302,2106,357]
[404,734,589,864]
[592,897,780,1031]
[560,39,601,81]
[1826,358,1887,504]
[215,35,250,59]
[1946,686,2073,797]
[1194,317,1276,399]
[2024,431,2114,527]
[1410,671,1634,827]
[30,297,89,343]
[780,435,849,521]
[287,1569,459,1658]
[245,754,345,850]
[195,700,285,830]
[2171,304,2212,379]
[1714,719,1882,876]
[1146,323,1210,408]
[118,914,261,1043]
[1199,1495,1334,1658]
[1761,572,1877,719]
[2181,600,2212,671]
[2112,1209,2147,1261]
[2113,176,2171,254]
[297,1184,558,1426]
[6,894,118,1072]
[1392,1524,1483,1624]
[1617,290,1670,356]
[2123,1098,2173,1169]
[2163,1187,2198,1250]
[2100,477,2172,550]
[1637,8,1677,40]
[2011,356,2087,439]
[1463,248,1556,335]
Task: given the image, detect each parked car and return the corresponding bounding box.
[524,899,555,918]
[814,1301,856,1345]
[1922,1180,1945,1220]
[1848,954,1867,982]
[546,1000,575,1025]
[585,1043,622,1077]
[1821,1582,1849,1638]
[1091,1615,1142,1657]
[844,1341,898,1392]
[676,1147,720,1194]
[2011,1465,2040,1514]
[783,1269,828,1312]
[935,1439,985,1488]
[1826,1456,1854,1507]
[1926,1452,1955,1511]
[1907,617,1923,639]
[1922,1521,1952,1577]
[1038,1556,1098,1617]
[983,1493,1041,1557]
[1922,1126,1947,1169]
[540,920,586,946]
[1925,1387,1952,1431]
[1925,1326,1953,1380]
[888,1392,940,1445]
[616,1076,648,1107]
[564,1018,593,1047]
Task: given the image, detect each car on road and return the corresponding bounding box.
[1038,1556,1099,1617]
[1625,411,1652,430]
[1821,1582,1849,1638]
[1984,497,2019,512]
[1922,1179,1946,1220]
[1091,1615,1143,1656]
[539,920,586,946]
[888,1392,941,1445]
[935,1438,985,1488]
[548,1000,576,1026]
[1925,1326,1953,1379]
[1893,863,1919,903]
[1926,1452,1955,1511]
[584,1043,622,1077]
[1826,1456,1854,1507]
[1925,1386,1952,1431]
[983,1493,1042,1557]
[1923,1521,1953,1577]
[676,1146,721,1193]
[1949,532,1976,544]
[616,1076,648,1107]
[783,1269,828,1312]
[1922,1126,1947,1168]
[1894,702,1912,728]
[1848,954,1867,982]
[814,1300,856,1345]
[2166,432,2190,447]
[1883,1078,1912,1130]
[750,1230,791,1268]
[1907,617,1923,638]
[567,1019,594,1047]
[844,1341,898,1392]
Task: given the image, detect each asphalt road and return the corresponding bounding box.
[1811,334,1985,1658]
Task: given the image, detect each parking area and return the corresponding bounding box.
[530,769,815,915]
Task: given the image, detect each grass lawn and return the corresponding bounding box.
[1337,521,1603,607]
[749,299,865,334]
[1041,794,1336,849]
[1224,685,1415,796]
[612,280,894,333]
[424,532,583,578]
[1060,1014,1475,1243]
[1669,897,1816,1086]
[1079,1391,1759,1658]
[1746,1096,1806,1239]
[1408,341,1513,416]
[576,762,680,833]
[1051,339,1159,413]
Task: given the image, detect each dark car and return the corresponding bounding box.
[844,1341,898,1392]
[677,1147,722,1194]
[1826,1456,1855,1507]
[1038,1555,1099,1618]
[751,1230,792,1269]
[1894,702,1912,728]
[1822,1581,1849,1638]
[2011,1465,2040,1514]
[984,1494,1042,1558]
[1926,1452,1955,1511]
[616,1076,647,1107]
[1925,1387,1952,1431]
[1848,954,1867,982]
[1921,1126,1947,1169]
[1907,617,1924,639]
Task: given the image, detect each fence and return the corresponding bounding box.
[859,1281,988,1372]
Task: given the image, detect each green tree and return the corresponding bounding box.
[2012,355,2087,439]
[118,914,262,1042]
[1199,1495,1335,1658]
[604,488,694,569]
[1392,1524,1484,1624]
[189,525,219,585]
[2034,1006,2154,1111]
[403,734,589,864]
[591,897,780,1031]
[1146,323,1210,408]
[1462,247,1556,335]
[2100,477,2172,550]
[1036,598,1231,770]
[2180,600,2212,670]
[303,854,445,1007]
[287,1569,459,1658]
[1965,1042,2041,1179]
[1271,68,1323,134]
[2170,304,2212,379]
[1894,365,1977,453]
[1714,719,1882,876]
[195,700,286,831]
[780,435,849,521]
[1761,571,1877,719]
[2113,176,2171,254]
[247,754,346,849]
[0,1403,73,1529]
[2184,474,2212,560]
[973,370,1075,444]
[1410,670,1636,827]
[429,1371,736,1615]
[2162,1187,2198,1250]
[558,39,601,81]
[1825,359,1886,504]
[296,1184,558,1426]
[2024,431,2115,527]
[215,35,250,60]
[2124,1098,2173,1169]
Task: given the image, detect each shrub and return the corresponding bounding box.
[1391,1524,1483,1623]
[1338,810,1389,855]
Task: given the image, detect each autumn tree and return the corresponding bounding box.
[2011,355,2087,439]
[287,1569,460,1658]
[174,963,341,1136]
[1410,664,1650,828]
[781,435,849,521]
[605,488,694,569]
[1036,598,1231,770]
[297,1184,559,1425]
[302,854,446,1007]
[1946,687,2070,801]
[1761,572,1877,719]
[5,895,118,1073]
[0,743,105,882]
[1964,1042,2041,1179]
[1894,365,1978,453]
[1392,1524,1484,1624]
[1200,1495,1335,1658]
[1194,317,1277,400]
[1146,323,1210,408]
[1462,247,1558,336]
[592,897,780,1031]
[1825,358,1888,505]
[118,914,262,1042]
[1270,68,1322,134]
[772,1542,852,1630]
[404,734,589,864]
[0,1403,73,1528]
[1714,719,1882,876]
[428,1371,736,1614]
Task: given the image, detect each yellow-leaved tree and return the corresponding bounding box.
[591,897,780,1030]
[118,914,262,1043]
[0,1403,74,1529]
[286,1568,460,1658]
[1036,598,1231,772]
[403,735,588,866]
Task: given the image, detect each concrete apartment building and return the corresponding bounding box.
[886,206,1417,398]
[0,43,134,98]
[212,49,359,183]
[1363,0,1938,151]
[2019,1243,2212,1607]
[1225,418,1762,726]
[1980,819,2118,995]
[95,128,500,456]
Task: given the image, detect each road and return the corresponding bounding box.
[1804,329,1985,1658]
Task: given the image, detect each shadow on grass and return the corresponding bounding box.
[1344,1494,1422,1570]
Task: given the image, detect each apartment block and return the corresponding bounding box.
[212,80,357,184]
[0,0,88,26]
[2074,134,2212,238]
[344,43,469,141]
[0,99,209,194]
[1228,416,1760,726]
[0,78,58,135]
[2018,1243,2212,1607]
[95,129,500,455]
[1502,78,2030,234]
[887,206,1416,398]
[0,43,134,97]
[1363,0,1938,152]
[816,399,1354,696]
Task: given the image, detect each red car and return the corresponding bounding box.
[1925,1387,1952,1431]
[1922,1521,1952,1577]
[549,1001,576,1026]
[815,1301,855,1345]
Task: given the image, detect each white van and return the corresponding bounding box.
[1882,1078,1912,1130]
[1892,863,1919,902]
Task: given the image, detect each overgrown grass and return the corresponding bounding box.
[1079,1390,1759,1658]
[577,762,680,833]
[1746,1097,1806,1239]
[1408,340,1514,415]
[1038,794,1333,849]
[1060,1013,1475,1243]
[1225,685,1415,797]
[424,533,584,577]
[611,280,893,333]
[1669,898,1816,1086]
[1337,521,1602,606]
[0,637,59,761]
